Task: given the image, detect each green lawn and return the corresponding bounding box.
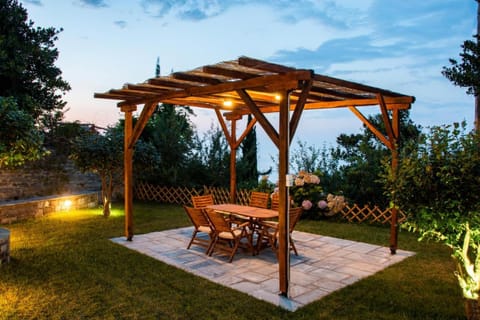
[0,201,465,319]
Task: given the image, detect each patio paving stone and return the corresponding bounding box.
[111,226,414,311]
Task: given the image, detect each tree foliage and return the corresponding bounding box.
[383,121,480,228]
[138,103,196,186]
[442,35,480,97]
[331,111,421,206]
[197,125,230,187]
[0,96,45,167]
[382,121,480,302]
[442,30,480,133]
[0,0,70,130]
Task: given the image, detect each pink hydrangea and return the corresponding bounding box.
[317,200,328,209]
[301,199,313,210]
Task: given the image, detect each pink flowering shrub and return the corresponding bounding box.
[289,171,347,218]
[290,171,323,218]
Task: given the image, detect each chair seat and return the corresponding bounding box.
[204,208,251,263]
[219,228,243,239]
[198,225,211,233]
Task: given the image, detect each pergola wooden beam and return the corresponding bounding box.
[290,79,312,142]
[237,89,280,148]
[349,106,394,150]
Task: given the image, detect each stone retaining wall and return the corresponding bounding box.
[0,192,99,224]
[0,160,100,201]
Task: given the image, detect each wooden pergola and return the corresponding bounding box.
[95,56,415,297]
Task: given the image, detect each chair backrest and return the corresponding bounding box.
[288,207,303,233]
[270,193,292,211]
[270,193,279,210]
[249,191,269,208]
[204,208,231,233]
[192,194,214,208]
[183,206,210,229]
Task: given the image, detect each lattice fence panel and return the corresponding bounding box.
[135,183,254,206]
[134,182,201,205]
[134,182,407,225]
[339,203,407,225]
[236,189,251,205]
[202,186,251,205]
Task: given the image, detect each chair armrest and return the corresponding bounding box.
[258,220,278,229]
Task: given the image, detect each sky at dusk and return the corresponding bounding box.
[21,0,478,176]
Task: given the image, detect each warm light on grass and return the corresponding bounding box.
[62,199,72,211]
[0,202,464,319]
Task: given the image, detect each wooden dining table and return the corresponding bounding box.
[206,204,278,220]
[206,204,278,255]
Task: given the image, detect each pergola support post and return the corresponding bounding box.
[229,118,238,203]
[121,104,137,241]
[389,108,400,254]
[278,91,290,296]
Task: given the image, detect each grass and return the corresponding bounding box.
[0,201,465,319]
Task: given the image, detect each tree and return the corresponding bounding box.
[198,125,230,187]
[0,0,70,130]
[70,127,158,217]
[237,115,259,189]
[290,140,323,174]
[70,129,122,217]
[0,96,45,167]
[442,0,480,133]
[139,103,197,186]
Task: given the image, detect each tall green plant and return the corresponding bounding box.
[382,121,480,311]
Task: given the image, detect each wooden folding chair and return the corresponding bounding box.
[249,191,269,208]
[191,194,214,208]
[256,207,303,256]
[270,193,292,211]
[183,206,213,253]
[204,208,251,263]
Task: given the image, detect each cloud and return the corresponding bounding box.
[77,0,108,8]
[139,0,374,25]
[141,0,225,20]
[24,0,42,5]
[114,20,127,29]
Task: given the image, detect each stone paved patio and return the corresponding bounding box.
[111,227,414,311]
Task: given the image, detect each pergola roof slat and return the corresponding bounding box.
[94,56,414,113]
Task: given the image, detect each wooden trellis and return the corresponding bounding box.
[202,186,251,205]
[339,203,407,225]
[134,182,406,225]
[134,182,201,205]
[134,183,252,206]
